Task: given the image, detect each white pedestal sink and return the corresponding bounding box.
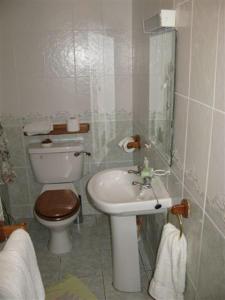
[87,167,172,292]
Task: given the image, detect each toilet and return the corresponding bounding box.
[28,139,84,254]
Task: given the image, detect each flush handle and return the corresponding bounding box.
[74,151,91,157]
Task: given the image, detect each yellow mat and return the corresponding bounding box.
[46,275,98,300]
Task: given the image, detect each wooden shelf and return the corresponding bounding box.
[24,123,90,136]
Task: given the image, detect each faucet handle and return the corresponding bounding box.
[153,169,170,177]
[127,167,142,175]
[128,170,140,175]
[132,181,143,188]
[132,177,152,189]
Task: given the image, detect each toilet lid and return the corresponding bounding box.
[35,189,80,221]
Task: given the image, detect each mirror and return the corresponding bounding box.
[148,30,176,166]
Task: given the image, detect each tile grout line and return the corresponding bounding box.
[214,106,225,115]
[175,92,188,100]
[101,270,107,300]
[177,0,191,8]
[204,209,225,240]
[186,272,197,293]
[181,0,194,198]
[176,91,225,115]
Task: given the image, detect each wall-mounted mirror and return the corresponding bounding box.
[148,30,176,166]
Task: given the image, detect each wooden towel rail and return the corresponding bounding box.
[168,199,190,238]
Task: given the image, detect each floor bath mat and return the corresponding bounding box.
[46,275,98,300]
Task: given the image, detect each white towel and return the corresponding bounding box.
[23,120,53,135]
[149,223,187,300]
[0,229,45,300]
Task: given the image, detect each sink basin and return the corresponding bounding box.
[87,167,172,293]
[87,168,172,215]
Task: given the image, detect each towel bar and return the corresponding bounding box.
[167,199,190,238]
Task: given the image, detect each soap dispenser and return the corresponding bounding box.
[141,157,153,179]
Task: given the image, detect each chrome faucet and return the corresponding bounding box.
[129,157,153,189]
[132,176,152,189]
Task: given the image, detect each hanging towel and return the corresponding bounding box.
[0,229,45,300]
[23,120,53,135]
[0,122,16,184]
[149,223,187,300]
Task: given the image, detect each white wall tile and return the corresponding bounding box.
[18,78,48,115]
[215,1,225,112]
[45,78,76,114]
[73,0,103,30]
[160,0,174,9]
[102,0,132,30]
[14,32,45,78]
[75,76,92,114]
[104,30,132,76]
[74,31,91,77]
[184,100,212,205]
[114,75,132,112]
[41,0,73,32]
[206,111,225,234]
[175,0,192,96]
[197,216,225,299]
[190,0,220,106]
[172,94,188,180]
[6,0,43,34]
[44,31,75,78]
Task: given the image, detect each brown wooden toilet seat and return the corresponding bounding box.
[35,189,80,221]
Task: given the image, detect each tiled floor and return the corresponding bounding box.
[27,214,154,300]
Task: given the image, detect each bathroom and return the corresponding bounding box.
[0,0,224,299]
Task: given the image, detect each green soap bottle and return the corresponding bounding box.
[141,157,153,178]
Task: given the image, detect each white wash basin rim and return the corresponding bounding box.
[87,167,172,215]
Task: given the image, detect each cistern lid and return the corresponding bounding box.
[28,140,83,154]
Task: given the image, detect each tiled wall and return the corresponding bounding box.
[0,0,133,218]
[0,0,132,117]
[133,0,225,298]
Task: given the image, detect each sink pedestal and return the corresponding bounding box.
[110,215,141,292]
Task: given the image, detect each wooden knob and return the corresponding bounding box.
[170,199,190,218]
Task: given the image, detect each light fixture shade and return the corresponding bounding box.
[143,10,176,33]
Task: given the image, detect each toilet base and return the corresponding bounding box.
[35,209,79,254]
[48,227,72,254]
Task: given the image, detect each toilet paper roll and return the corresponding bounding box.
[118,137,135,153]
[67,117,80,132]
